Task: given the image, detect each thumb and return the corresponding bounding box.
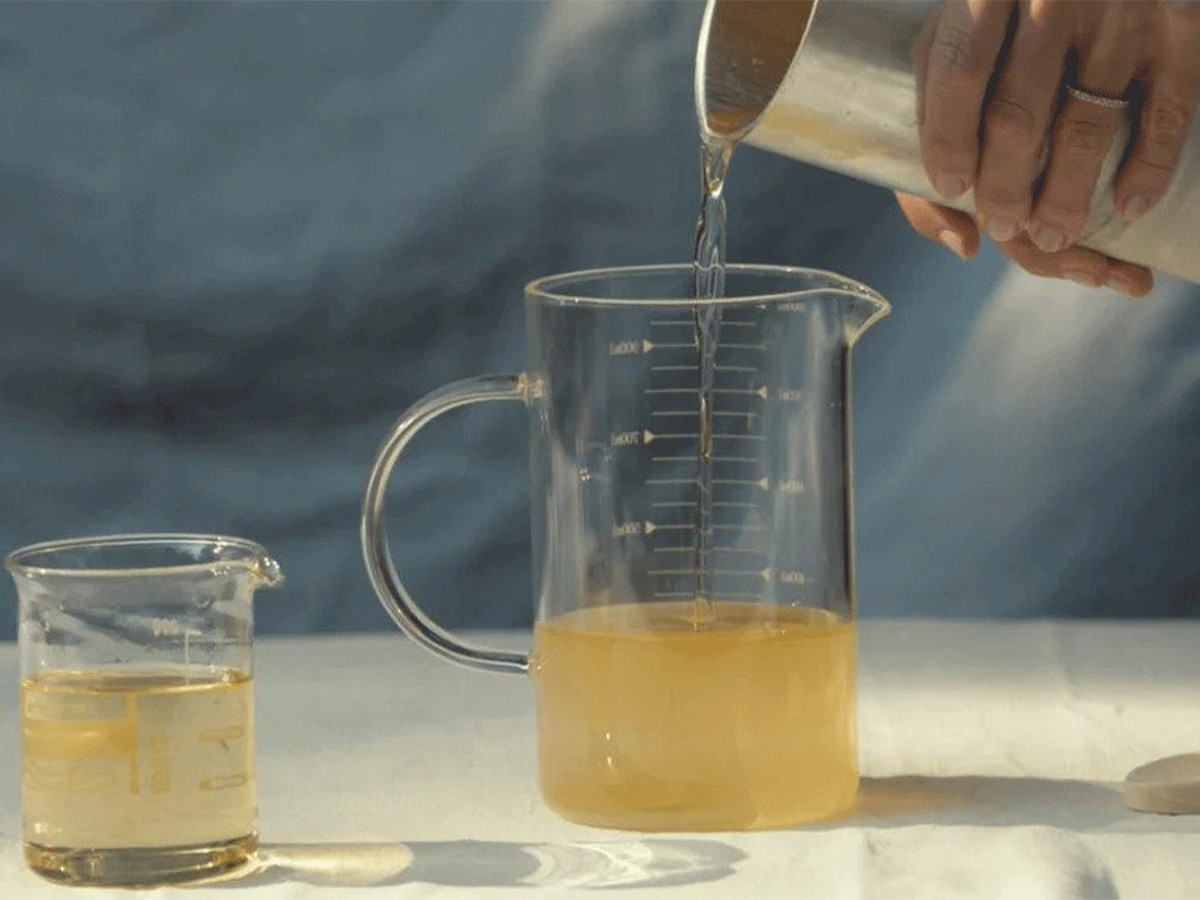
[895,192,980,260]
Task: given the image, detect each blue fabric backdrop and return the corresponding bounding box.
[1,1,1197,638]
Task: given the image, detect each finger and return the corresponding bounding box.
[1114,3,1200,221]
[912,11,938,128]
[975,3,1071,244]
[920,0,1016,200]
[895,191,981,259]
[997,232,1153,296]
[999,232,1108,282]
[1106,261,1155,298]
[1028,13,1140,253]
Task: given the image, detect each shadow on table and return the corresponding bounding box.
[207,839,746,890]
[199,779,1131,888]
[840,775,1128,830]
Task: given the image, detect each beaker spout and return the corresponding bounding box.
[844,290,891,345]
[252,554,284,588]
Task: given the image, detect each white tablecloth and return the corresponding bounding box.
[1,621,1198,899]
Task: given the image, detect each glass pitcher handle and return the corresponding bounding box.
[361,373,532,675]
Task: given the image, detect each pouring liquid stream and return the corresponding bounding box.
[689,136,734,628]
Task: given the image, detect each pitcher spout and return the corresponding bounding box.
[844,288,891,345]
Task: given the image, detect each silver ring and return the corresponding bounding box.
[1065,83,1131,111]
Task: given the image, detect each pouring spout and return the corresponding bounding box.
[252,554,285,589]
[844,287,891,345]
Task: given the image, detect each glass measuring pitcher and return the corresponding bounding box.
[362,264,889,831]
[6,534,283,886]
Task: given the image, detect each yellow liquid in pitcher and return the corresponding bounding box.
[21,669,256,882]
[533,601,857,831]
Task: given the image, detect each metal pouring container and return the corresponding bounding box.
[696,0,1200,285]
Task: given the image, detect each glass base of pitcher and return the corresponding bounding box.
[25,832,258,886]
[543,789,859,833]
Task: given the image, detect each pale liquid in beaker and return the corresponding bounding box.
[21,669,256,883]
[533,601,857,831]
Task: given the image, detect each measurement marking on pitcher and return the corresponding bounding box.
[651,366,761,375]
[650,319,757,328]
[653,543,766,552]
[649,568,768,577]
[652,500,699,508]
[714,387,769,397]
[713,477,771,489]
[609,340,653,356]
[647,591,773,601]
[652,454,761,463]
[645,386,767,398]
[651,410,759,419]
[645,431,765,442]
[714,338,766,349]
[715,342,765,351]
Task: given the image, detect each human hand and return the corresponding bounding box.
[899,0,1200,297]
[895,191,1154,295]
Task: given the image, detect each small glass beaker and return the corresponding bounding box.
[5,533,283,886]
[362,264,889,831]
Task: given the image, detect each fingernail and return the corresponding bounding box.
[984,217,1020,243]
[1031,226,1066,253]
[1120,194,1150,221]
[933,172,968,199]
[1062,267,1103,289]
[938,229,968,260]
[1107,270,1145,297]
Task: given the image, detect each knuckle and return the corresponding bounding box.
[1027,0,1060,28]
[929,65,981,105]
[1167,0,1200,21]
[1130,154,1174,179]
[986,94,1042,144]
[930,22,988,80]
[1036,199,1089,232]
[1109,4,1152,48]
[1145,97,1195,152]
[1013,252,1056,278]
[975,183,1028,214]
[911,16,937,67]
[925,129,975,168]
[1057,116,1111,155]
